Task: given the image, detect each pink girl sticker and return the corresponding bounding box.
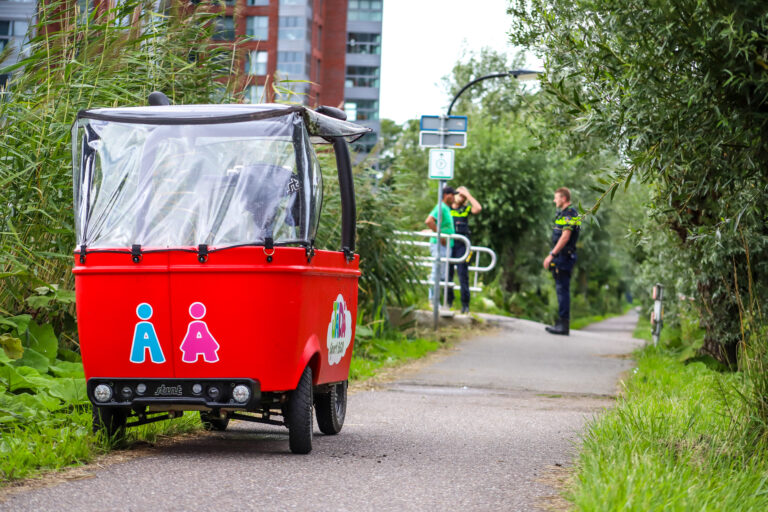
[180,302,220,363]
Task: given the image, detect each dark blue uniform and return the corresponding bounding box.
[550,206,580,321]
[448,203,472,311]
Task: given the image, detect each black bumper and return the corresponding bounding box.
[87,378,261,409]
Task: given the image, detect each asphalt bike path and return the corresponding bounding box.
[0,311,643,512]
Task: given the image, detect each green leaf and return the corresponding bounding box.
[13,348,50,373]
[26,321,58,361]
[25,295,53,310]
[0,363,35,392]
[0,314,32,335]
[54,289,76,304]
[0,334,24,359]
[46,378,88,404]
[49,360,85,379]
[56,348,82,363]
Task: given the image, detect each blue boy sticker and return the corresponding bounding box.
[130,303,166,364]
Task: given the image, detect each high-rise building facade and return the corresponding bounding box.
[344,0,381,153]
[217,0,382,152]
[214,0,349,110]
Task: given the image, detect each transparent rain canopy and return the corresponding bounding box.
[73,108,329,250]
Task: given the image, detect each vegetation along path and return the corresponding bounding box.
[0,312,643,511]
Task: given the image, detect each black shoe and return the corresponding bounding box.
[461,306,469,314]
[545,318,570,336]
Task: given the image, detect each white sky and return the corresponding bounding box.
[379,0,527,124]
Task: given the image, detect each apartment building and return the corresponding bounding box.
[218,0,382,152]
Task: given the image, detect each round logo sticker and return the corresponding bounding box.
[327,294,352,365]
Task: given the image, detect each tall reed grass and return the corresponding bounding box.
[0,1,237,317]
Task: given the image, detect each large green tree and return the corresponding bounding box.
[510,0,768,364]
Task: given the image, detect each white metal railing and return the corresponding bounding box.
[394,231,497,304]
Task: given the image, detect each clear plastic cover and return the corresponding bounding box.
[73,112,322,250]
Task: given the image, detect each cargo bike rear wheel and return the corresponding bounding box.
[315,380,347,435]
[286,365,314,454]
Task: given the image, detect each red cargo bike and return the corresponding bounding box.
[72,96,368,453]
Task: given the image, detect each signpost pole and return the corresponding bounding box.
[432,115,447,331]
[432,180,444,331]
[440,116,451,310]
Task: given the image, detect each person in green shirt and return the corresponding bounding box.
[425,186,456,302]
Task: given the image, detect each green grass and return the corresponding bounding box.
[350,336,442,381]
[632,314,681,345]
[569,344,768,510]
[0,409,200,482]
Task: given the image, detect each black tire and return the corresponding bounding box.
[200,411,230,431]
[287,365,313,454]
[92,405,127,439]
[315,380,347,435]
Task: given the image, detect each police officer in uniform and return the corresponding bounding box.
[447,186,482,314]
[542,187,580,335]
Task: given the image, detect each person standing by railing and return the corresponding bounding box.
[447,186,482,314]
[425,186,456,302]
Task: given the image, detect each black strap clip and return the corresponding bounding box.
[198,244,208,263]
[305,240,315,264]
[343,246,354,263]
[79,245,87,264]
[131,244,142,264]
[264,237,274,263]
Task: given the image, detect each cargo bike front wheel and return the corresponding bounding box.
[286,365,314,454]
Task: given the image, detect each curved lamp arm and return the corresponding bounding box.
[446,69,542,115]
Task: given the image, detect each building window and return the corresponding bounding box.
[245,50,268,75]
[246,16,269,40]
[345,66,379,88]
[277,51,310,76]
[213,16,235,41]
[0,19,30,50]
[279,0,313,17]
[0,21,10,51]
[247,0,270,5]
[344,100,378,121]
[348,0,382,22]
[278,16,311,40]
[347,32,380,54]
[245,84,266,103]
